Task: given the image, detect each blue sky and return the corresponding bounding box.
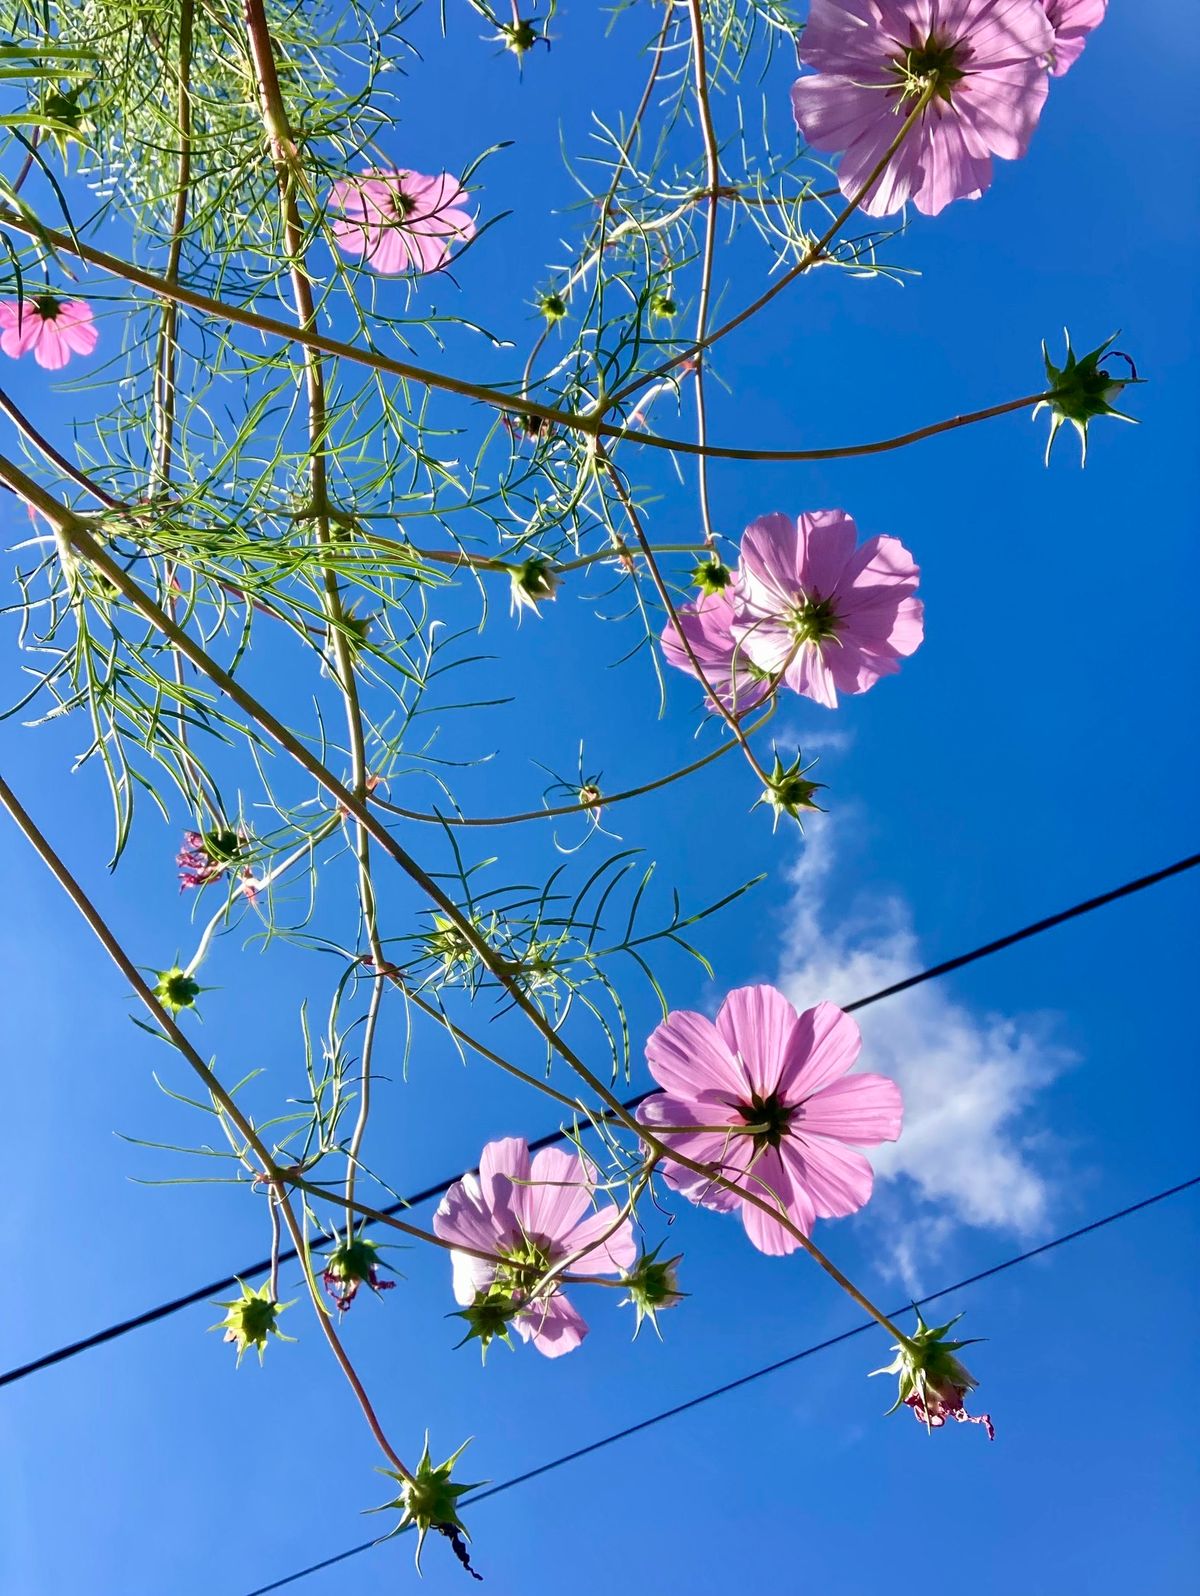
[2,3,1198,1593]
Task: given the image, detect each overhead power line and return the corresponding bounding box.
[2,850,1196,1392]
[242,1173,1200,1594]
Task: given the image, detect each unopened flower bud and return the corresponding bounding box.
[499,17,541,56]
[377,1436,483,1575]
[620,1245,685,1338]
[691,558,732,594]
[538,290,567,322]
[453,1287,520,1361]
[509,556,560,619]
[211,1281,294,1366]
[756,751,826,831]
[650,289,677,318]
[1037,330,1138,466]
[322,1234,396,1311]
[872,1309,994,1439]
[154,966,201,1013]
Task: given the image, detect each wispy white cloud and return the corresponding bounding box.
[777,812,1075,1286]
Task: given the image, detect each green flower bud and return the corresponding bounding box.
[154,966,201,1013]
[872,1309,994,1439]
[452,1287,520,1361]
[691,558,732,594]
[620,1244,686,1338]
[322,1235,396,1311]
[377,1436,484,1575]
[509,556,561,618]
[211,1281,294,1366]
[756,751,826,832]
[499,18,540,55]
[1036,330,1139,466]
[538,290,568,322]
[650,289,677,319]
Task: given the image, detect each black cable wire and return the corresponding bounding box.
[3,851,1196,1392]
[242,1173,1200,1595]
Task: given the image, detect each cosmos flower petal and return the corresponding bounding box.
[521,1147,593,1238]
[739,1148,811,1254]
[793,0,1055,218]
[793,1072,905,1146]
[562,1207,639,1274]
[779,1001,863,1101]
[516,1292,588,1358]
[782,1133,875,1219]
[1045,0,1106,75]
[644,1008,748,1098]
[715,983,802,1100]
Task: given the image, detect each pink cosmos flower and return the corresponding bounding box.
[638,985,903,1256]
[1043,0,1106,76]
[730,510,922,710]
[328,169,476,275]
[433,1137,637,1358]
[791,0,1054,217]
[660,585,774,714]
[0,296,98,369]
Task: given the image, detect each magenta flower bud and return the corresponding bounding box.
[211,1281,294,1366]
[873,1309,994,1440]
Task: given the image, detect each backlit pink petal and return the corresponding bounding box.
[644,1008,749,1099]
[793,1071,905,1145]
[328,168,475,275]
[715,984,801,1100]
[739,1148,810,1254]
[562,1207,639,1274]
[793,0,1055,217]
[519,1147,592,1239]
[436,1136,632,1357]
[731,511,922,708]
[0,297,97,369]
[640,983,901,1250]
[55,299,99,354]
[660,587,772,713]
[1044,0,1106,75]
[649,1125,755,1213]
[782,1133,875,1219]
[516,1292,588,1358]
[779,1001,863,1102]
[450,1246,494,1307]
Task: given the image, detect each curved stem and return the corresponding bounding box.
[0,206,1047,464]
[604,81,939,414]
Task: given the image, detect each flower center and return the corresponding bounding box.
[895,35,965,102]
[786,593,840,645]
[387,188,417,221]
[33,293,61,321]
[498,1236,554,1297]
[738,1090,793,1150]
